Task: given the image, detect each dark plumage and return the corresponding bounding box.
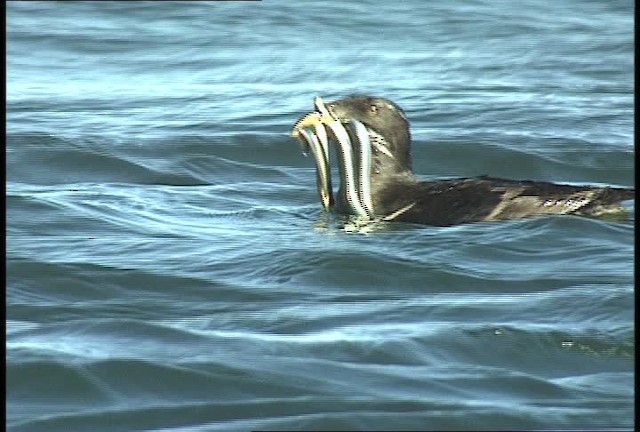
[323,95,634,226]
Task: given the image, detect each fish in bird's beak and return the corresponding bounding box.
[291,97,375,218]
[291,97,336,211]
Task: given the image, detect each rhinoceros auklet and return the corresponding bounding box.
[291,95,634,226]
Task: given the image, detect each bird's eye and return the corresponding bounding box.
[370,105,378,114]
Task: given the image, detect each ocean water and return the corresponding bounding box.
[6,1,634,431]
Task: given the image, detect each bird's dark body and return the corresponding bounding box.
[373,175,634,226]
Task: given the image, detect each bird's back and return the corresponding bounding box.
[376,175,634,226]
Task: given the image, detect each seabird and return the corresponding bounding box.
[291,95,634,226]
